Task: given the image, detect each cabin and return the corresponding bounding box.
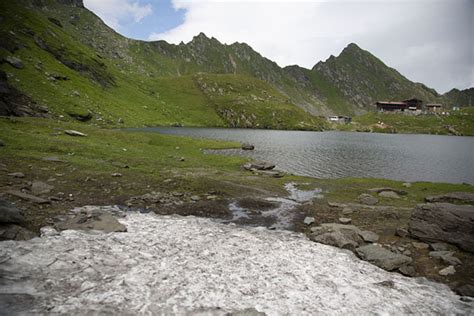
[375,101,408,112]
[426,104,442,113]
[403,98,423,111]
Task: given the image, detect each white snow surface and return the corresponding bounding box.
[0,210,472,315]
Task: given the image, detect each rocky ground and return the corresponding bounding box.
[1,208,473,315]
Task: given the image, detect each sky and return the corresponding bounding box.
[83,0,473,94]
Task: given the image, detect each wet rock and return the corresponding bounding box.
[356,245,412,271]
[8,172,25,178]
[438,265,456,276]
[398,265,416,277]
[430,242,449,251]
[4,56,24,69]
[359,230,379,243]
[0,224,36,241]
[0,199,25,224]
[56,213,126,233]
[412,242,429,250]
[241,144,255,150]
[243,162,275,171]
[303,217,315,225]
[64,130,87,137]
[425,192,474,204]
[6,190,50,204]
[31,181,54,195]
[409,203,474,252]
[358,194,378,205]
[339,217,351,224]
[429,251,462,266]
[395,228,409,238]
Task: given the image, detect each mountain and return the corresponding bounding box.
[443,88,473,107]
[0,0,469,130]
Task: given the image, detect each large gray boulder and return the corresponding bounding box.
[409,203,474,252]
[356,244,412,271]
[243,162,275,171]
[0,199,25,224]
[425,192,474,204]
[309,223,379,250]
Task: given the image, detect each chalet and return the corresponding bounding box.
[426,104,442,113]
[403,98,423,111]
[375,101,408,112]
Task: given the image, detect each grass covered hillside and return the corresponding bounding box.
[0,0,327,130]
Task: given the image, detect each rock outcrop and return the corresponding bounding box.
[356,245,412,271]
[409,203,474,252]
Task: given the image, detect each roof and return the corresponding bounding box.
[403,98,423,102]
[376,101,407,106]
[426,104,442,107]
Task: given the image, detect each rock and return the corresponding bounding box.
[438,265,456,276]
[55,213,126,233]
[8,172,25,178]
[402,250,411,256]
[457,284,474,297]
[395,228,409,238]
[342,207,353,215]
[412,242,429,250]
[409,203,474,252]
[241,144,255,150]
[243,162,275,171]
[303,217,315,225]
[309,223,366,250]
[430,242,449,251]
[0,224,36,241]
[118,117,124,124]
[358,194,378,205]
[339,217,352,224]
[252,170,284,178]
[402,182,412,188]
[398,265,416,277]
[368,187,407,195]
[111,173,122,177]
[0,199,25,223]
[425,192,474,204]
[6,190,50,204]
[68,112,92,122]
[429,251,462,266]
[31,181,54,195]
[356,245,412,271]
[64,130,87,137]
[206,195,218,200]
[40,226,59,237]
[190,195,200,202]
[378,191,400,199]
[42,156,64,162]
[359,230,379,243]
[179,157,185,162]
[4,56,24,69]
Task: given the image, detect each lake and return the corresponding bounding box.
[136,127,474,184]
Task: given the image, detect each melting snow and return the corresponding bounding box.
[0,210,472,315]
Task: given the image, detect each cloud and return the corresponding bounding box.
[148,0,473,93]
[84,0,152,30]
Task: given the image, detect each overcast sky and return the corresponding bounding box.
[83,0,473,94]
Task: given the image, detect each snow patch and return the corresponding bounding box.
[0,211,471,314]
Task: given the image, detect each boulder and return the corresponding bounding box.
[31,181,54,195]
[309,223,378,249]
[338,217,352,224]
[0,224,36,241]
[359,230,379,243]
[356,244,412,271]
[358,194,378,205]
[55,213,126,233]
[430,242,449,251]
[398,265,416,277]
[429,251,462,266]
[6,190,50,204]
[425,192,474,204]
[409,203,474,252]
[243,162,275,171]
[0,199,25,224]
[4,56,24,69]
[64,130,87,137]
[438,265,456,276]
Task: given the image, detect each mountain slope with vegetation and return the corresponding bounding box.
[0,0,471,129]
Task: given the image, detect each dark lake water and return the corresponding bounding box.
[136,127,474,184]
